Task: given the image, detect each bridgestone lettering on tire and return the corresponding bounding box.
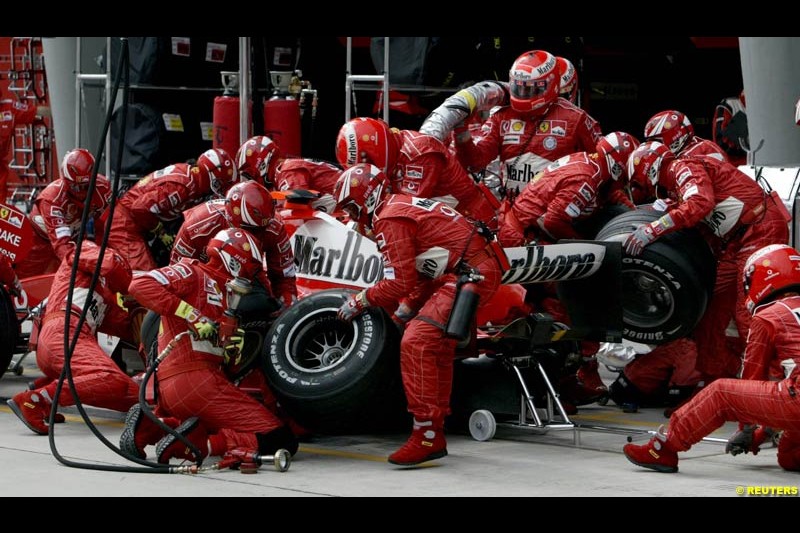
[595,208,716,345]
[263,289,405,433]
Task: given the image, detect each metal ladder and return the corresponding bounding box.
[344,37,389,122]
[6,37,52,208]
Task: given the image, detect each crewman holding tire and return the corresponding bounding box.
[625,142,790,386]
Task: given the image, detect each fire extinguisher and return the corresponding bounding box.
[213,71,251,157]
[263,70,301,157]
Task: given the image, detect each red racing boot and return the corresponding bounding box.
[26,379,65,423]
[7,390,54,435]
[119,404,181,459]
[388,419,448,466]
[576,359,608,400]
[623,425,679,473]
[156,418,208,464]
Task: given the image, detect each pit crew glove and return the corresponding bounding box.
[222,328,246,364]
[160,232,175,247]
[338,291,369,322]
[624,214,675,256]
[151,221,175,248]
[726,424,776,456]
[175,301,217,340]
[391,301,416,331]
[623,223,656,256]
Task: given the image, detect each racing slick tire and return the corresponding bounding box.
[263,289,407,434]
[0,287,19,378]
[595,208,716,345]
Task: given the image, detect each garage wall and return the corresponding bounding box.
[740,37,800,167]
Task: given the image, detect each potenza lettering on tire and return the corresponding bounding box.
[595,208,716,345]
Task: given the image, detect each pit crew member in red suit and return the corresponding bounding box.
[170,180,297,309]
[334,163,505,466]
[555,56,579,104]
[127,229,298,463]
[6,241,144,435]
[625,142,790,382]
[497,131,639,407]
[107,148,238,271]
[643,109,727,164]
[619,110,731,410]
[335,116,499,230]
[0,90,49,201]
[454,50,602,198]
[498,131,639,247]
[234,135,342,212]
[624,244,800,473]
[15,149,111,279]
[275,158,342,213]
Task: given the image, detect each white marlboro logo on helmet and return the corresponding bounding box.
[346,125,358,165]
[536,54,556,76]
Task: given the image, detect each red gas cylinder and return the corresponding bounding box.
[263,96,301,157]
[213,95,251,157]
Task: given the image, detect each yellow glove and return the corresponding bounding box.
[222,328,246,364]
[175,301,217,340]
[151,221,174,248]
[160,232,175,247]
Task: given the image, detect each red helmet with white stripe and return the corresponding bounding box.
[197,148,238,196]
[225,180,276,230]
[626,141,675,202]
[743,244,800,314]
[333,163,389,230]
[235,135,282,188]
[643,110,694,154]
[596,131,640,183]
[205,228,263,280]
[60,148,96,198]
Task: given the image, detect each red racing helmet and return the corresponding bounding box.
[61,148,95,196]
[197,148,238,196]
[508,50,559,115]
[596,131,640,183]
[556,56,578,104]
[335,117,399,175]
[626,141,675,202]
[643,110,694,154]
[205,228,263,280]
[235,135,282,187]
[225,180,276,230]
[333,163,389,230]
[743,244,800,314]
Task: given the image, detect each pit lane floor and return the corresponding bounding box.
[0,356,795,498]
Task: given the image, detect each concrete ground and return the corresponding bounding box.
[1,352,796,498]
